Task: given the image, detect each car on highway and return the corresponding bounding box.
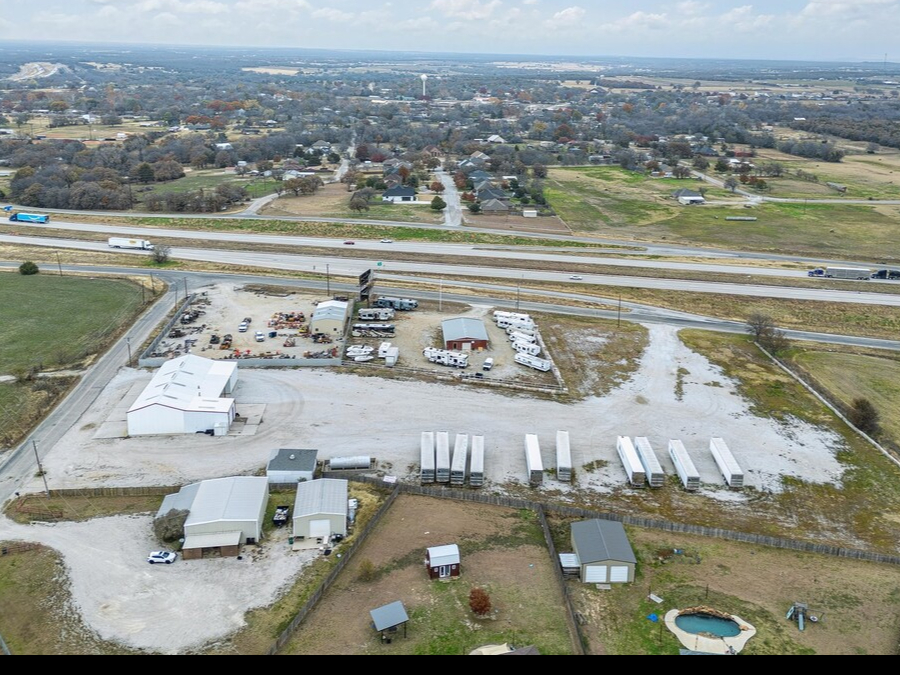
[380,238,394,243]
[569,275,583,281]
[343,240,355,245]
[147,550,178,565]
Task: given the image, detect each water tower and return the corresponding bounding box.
[420,73,428,98]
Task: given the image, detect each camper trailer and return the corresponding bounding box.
[514,353,552,372]
[512,340,542,356]
[423,347,469,368]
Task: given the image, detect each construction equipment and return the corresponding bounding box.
[283,337,296,347]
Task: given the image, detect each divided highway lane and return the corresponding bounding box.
[1,221,877,281]
[4,234,900,308]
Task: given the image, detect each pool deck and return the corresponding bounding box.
[664,609,757,655]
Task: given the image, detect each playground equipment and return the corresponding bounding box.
[786,602,823,632]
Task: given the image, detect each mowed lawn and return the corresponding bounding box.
[790,350,900,449]
[0,272,143,374]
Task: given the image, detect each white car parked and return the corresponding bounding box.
[147,550,178,565]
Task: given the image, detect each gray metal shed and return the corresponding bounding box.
[571,519,636,584]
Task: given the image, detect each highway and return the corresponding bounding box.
[4,232,900,307]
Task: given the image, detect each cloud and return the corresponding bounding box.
[522,0,539,4]
[547,6,585,28]
[429,0,503,20]
[312,7,354,21]
[675,1,709,14]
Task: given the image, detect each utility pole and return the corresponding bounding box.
[617,293,622,328]
[515,275,521,311]
[439,278,443,312]
[326,264,330,296]
[56,251,63,276]
[126,337,132,366]
[32,440,49,497]
[183,277,188,301]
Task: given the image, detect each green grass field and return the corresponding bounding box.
[790,350,900,450]
[547,166,900,261]
[0,273,144,374]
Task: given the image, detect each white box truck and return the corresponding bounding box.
[108,237,154,251]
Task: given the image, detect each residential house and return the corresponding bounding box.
[382,185,418,203]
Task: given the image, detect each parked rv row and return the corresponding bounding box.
[492,311,552,373]
[420,431,484,487]
[615,436,743,491]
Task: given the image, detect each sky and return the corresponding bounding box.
[1,0,898,62]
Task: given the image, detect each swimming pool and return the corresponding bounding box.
[674,613,742,638]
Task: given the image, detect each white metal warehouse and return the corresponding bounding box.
[292,478,349,541]
[126,354,238,436]
[157,476,269,560]
[570,519,637,584]
[310,300,349,335]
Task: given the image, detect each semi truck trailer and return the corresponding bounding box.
[9,212,50,223]
[108,237,155,250]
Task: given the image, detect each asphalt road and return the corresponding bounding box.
[5,233,900,307]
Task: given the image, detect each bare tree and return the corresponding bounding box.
[746,312,789,354]
[151,244,172,264]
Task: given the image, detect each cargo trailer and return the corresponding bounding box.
[709,437,744,488]
[668,440,700,491]
[451,433,468,486]
[616,436,646,486]
[420,431,435,484]
[435,431,451,483]
[556,430,572,482]
[634,437,665,488]
[524,434,544,486]
[469,435,485,487]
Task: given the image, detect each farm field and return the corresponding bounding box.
[278,494,575,655]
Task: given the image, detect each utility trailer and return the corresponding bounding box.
[435,431,451,484]
[634,436,665,488]
[668,440,700,491]
[709,437,744,488]
[556,430,572,482]
[524,434,544,486]
[420,431,435,484]
[451,433,468,486]
[469,435,485,487]
[616,436,646,486]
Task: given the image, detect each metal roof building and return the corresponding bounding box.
[310,300,349,335]
[157,476,269,559]
[441,317,490,351]
[127,354,238,436]
[292,478,349,540]
[266,448,318,484]
[571,519,636,584]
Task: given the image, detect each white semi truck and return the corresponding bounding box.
[108,237,155,251]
